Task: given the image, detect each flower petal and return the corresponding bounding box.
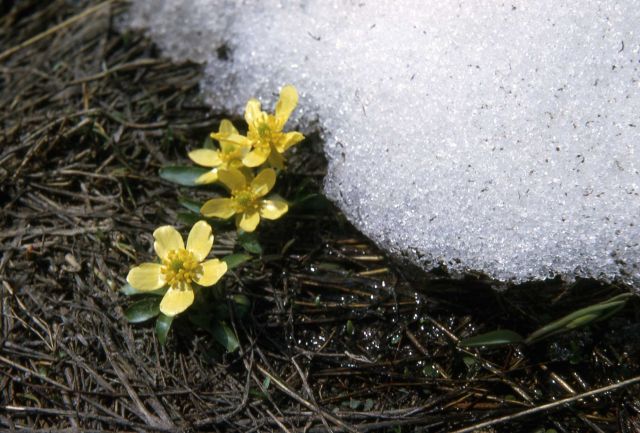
[218,168,247,192]
[242,148,270,167]
[260,197,288,220]
[218,139,240,155]
[201,198,236,219]
[244,99,262,126]
[218,119,238,135]
[251,168,276,197]
[275,85,298,126]
[188,149,222,167]
[195,169,218,185]
[195,259,227,286]
[267,149,285,170]
[275,131,305,153]
[153,226,184,260]
[160,287,194,316]
[229,159,247,170]
[127,263,165,292]
[237,211,260,232]
[187,220,213,261]
[215,133,251,148]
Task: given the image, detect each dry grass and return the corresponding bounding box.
[1,1,640,432]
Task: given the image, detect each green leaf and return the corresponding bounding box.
[209,295,251,320]
[281,238,296,255]
[120,283,141,296]
[459,329,524,348]
[566,312,601,329]
[159,166,210,186]
[237,231,262,255]
[346,319,355,336]
[231,294,251,318]
[188,313,239,352]
[120,283,167,297]
[223,253,253,269]
[179,197,203,214]
[188,312,210,329]
[249,388,269,399]
[212,302,231,320]
[316,262,346,272]
[125,297,161,323]
[422,364,439,378]
[525,293,633,344]
[293,192,320,205]
[155,313,173,345]
[176,211,202,226]
[210,321,240,352]
[292,193,332,211]
[202,135,215,149]
[463,355,480,370]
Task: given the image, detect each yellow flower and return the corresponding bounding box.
[200,167,288,232]
[126,221,227,316]
[240,85,305,169]
[188,120,251,184]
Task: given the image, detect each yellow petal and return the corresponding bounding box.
[126,263,165,291]
[153,226,184,260]
[267,150,285,170]
[201,198,236,219]
[218,168,247,191]
[218,119,238,135]
[195,169,218,185]
[275,85,298,126]
[242,148,270,167]
[244,99,262,126]
[251,168,276,197]
[195,259,227,286]
[215,133,251,148]
[229,159,246,169]
[239,166,254,178]
[275,131,305,153]
[237,211,260,232]
[260,197,288,220]
[160,287,194,316]
[219,139,240,155]
[186,220,213,261]
[188,149,222,167]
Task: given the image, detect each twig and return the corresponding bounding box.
[256,364,360,433]
[0,1,115,63]
[291,357,334,433]
[450,375,640,433]
[1,405,175,432]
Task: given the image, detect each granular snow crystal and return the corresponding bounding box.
[128,0,640,284]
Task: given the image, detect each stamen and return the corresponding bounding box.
[233,189,257,212]
[160,249,202,289]
[258,122,271,138]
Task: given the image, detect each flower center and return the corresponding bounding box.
[252,117,282,148]
[257,122,271,138]
[232,188,258,212]
[221,146,243,163]
[161,249,201,289]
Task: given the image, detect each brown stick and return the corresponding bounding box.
[450,375,640,433]
[0,1,115,63]
[256,364,361,433]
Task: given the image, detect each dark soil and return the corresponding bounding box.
[1,1,639,432]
